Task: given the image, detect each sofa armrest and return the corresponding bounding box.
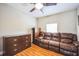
[35,36,43,39]
[38,37,43,39]
[73,41,79,47]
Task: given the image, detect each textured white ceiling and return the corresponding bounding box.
[7,3,79,18]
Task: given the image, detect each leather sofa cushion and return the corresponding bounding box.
[60,42,77,52]
[43,32,51,39]
[51,33,59,38]
[61,39,72,44]
[43,32,51,37]
[60,49,77,56]
[39,37,43,39]
[39,43,49,49]
[43,36,51,40]
[49,40,59,47]
[35,38,41,41]
[40,39,49,44]
[49,45,59,52]
[51,37,60,42]
[61,33,73,39]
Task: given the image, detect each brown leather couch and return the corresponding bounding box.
[33,32,79,56]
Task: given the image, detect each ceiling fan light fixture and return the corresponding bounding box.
[35,3,43,9]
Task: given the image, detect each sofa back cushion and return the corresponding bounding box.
[51,33,60,41]
[52,33,60,38]
[61,39,72,44]
[43,32,51,36]
[60,33,73,43]
[43,36,51,40]
[51,37,60,41]
[60,33,73,39]
[43,32,51,40]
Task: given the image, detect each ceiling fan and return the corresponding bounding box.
[30,3,57,13]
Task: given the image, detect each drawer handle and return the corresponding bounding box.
[14,39,17,41]
[26,40,28,42]
[13,44,17,46]
[13,49,18,51]
[26,37,28,39]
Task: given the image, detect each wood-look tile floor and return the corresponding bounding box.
[16,44,63,56]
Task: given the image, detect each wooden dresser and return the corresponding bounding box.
[3,34,31,56]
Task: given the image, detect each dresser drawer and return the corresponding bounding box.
[17,36,31,43]
[5,48,20,56]
[4,37,18,44]
[4,44,25,56]
[5,43,18,49]
[20,42,31,49]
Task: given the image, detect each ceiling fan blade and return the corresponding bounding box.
[43,3,57,6]
[30,7,35,12]
[40,8,44,14]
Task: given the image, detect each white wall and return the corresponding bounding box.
[0,4,37,52]
[77,8,79,15]
[77,8,79,41]
[37,10,77,34]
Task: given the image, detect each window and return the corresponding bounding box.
[46,23,57,33]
